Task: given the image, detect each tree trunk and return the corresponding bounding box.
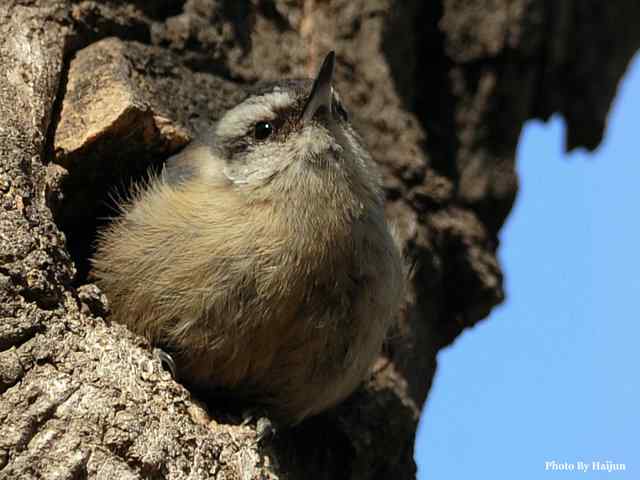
[0,1,637,478]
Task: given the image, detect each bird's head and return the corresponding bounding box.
[206,52,378,203]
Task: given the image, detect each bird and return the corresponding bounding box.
[91,52,405,425]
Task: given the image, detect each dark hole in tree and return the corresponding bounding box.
[52,142,170,285]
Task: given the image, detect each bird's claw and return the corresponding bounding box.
[241,410,277,442]
[153,348,178,379]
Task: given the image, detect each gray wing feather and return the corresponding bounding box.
[163,142,203,185]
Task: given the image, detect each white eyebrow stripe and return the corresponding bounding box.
[215,91,295,139]
[256,90,296,109]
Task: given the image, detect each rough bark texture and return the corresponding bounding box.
[1,1,638,479]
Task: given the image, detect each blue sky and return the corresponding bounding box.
[415,53,640,479]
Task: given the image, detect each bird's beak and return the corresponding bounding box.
[300,51,336,124]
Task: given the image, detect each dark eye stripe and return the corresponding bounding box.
[247,106,300,142]
[333,99,349,122]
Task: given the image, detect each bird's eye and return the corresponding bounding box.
[254,121,274,141]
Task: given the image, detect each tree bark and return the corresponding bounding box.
[0,1,638,478]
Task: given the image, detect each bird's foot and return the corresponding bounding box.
[241,410,277,442]
[153,347,178,379]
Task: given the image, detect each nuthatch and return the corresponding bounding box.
[92,52,405,424]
